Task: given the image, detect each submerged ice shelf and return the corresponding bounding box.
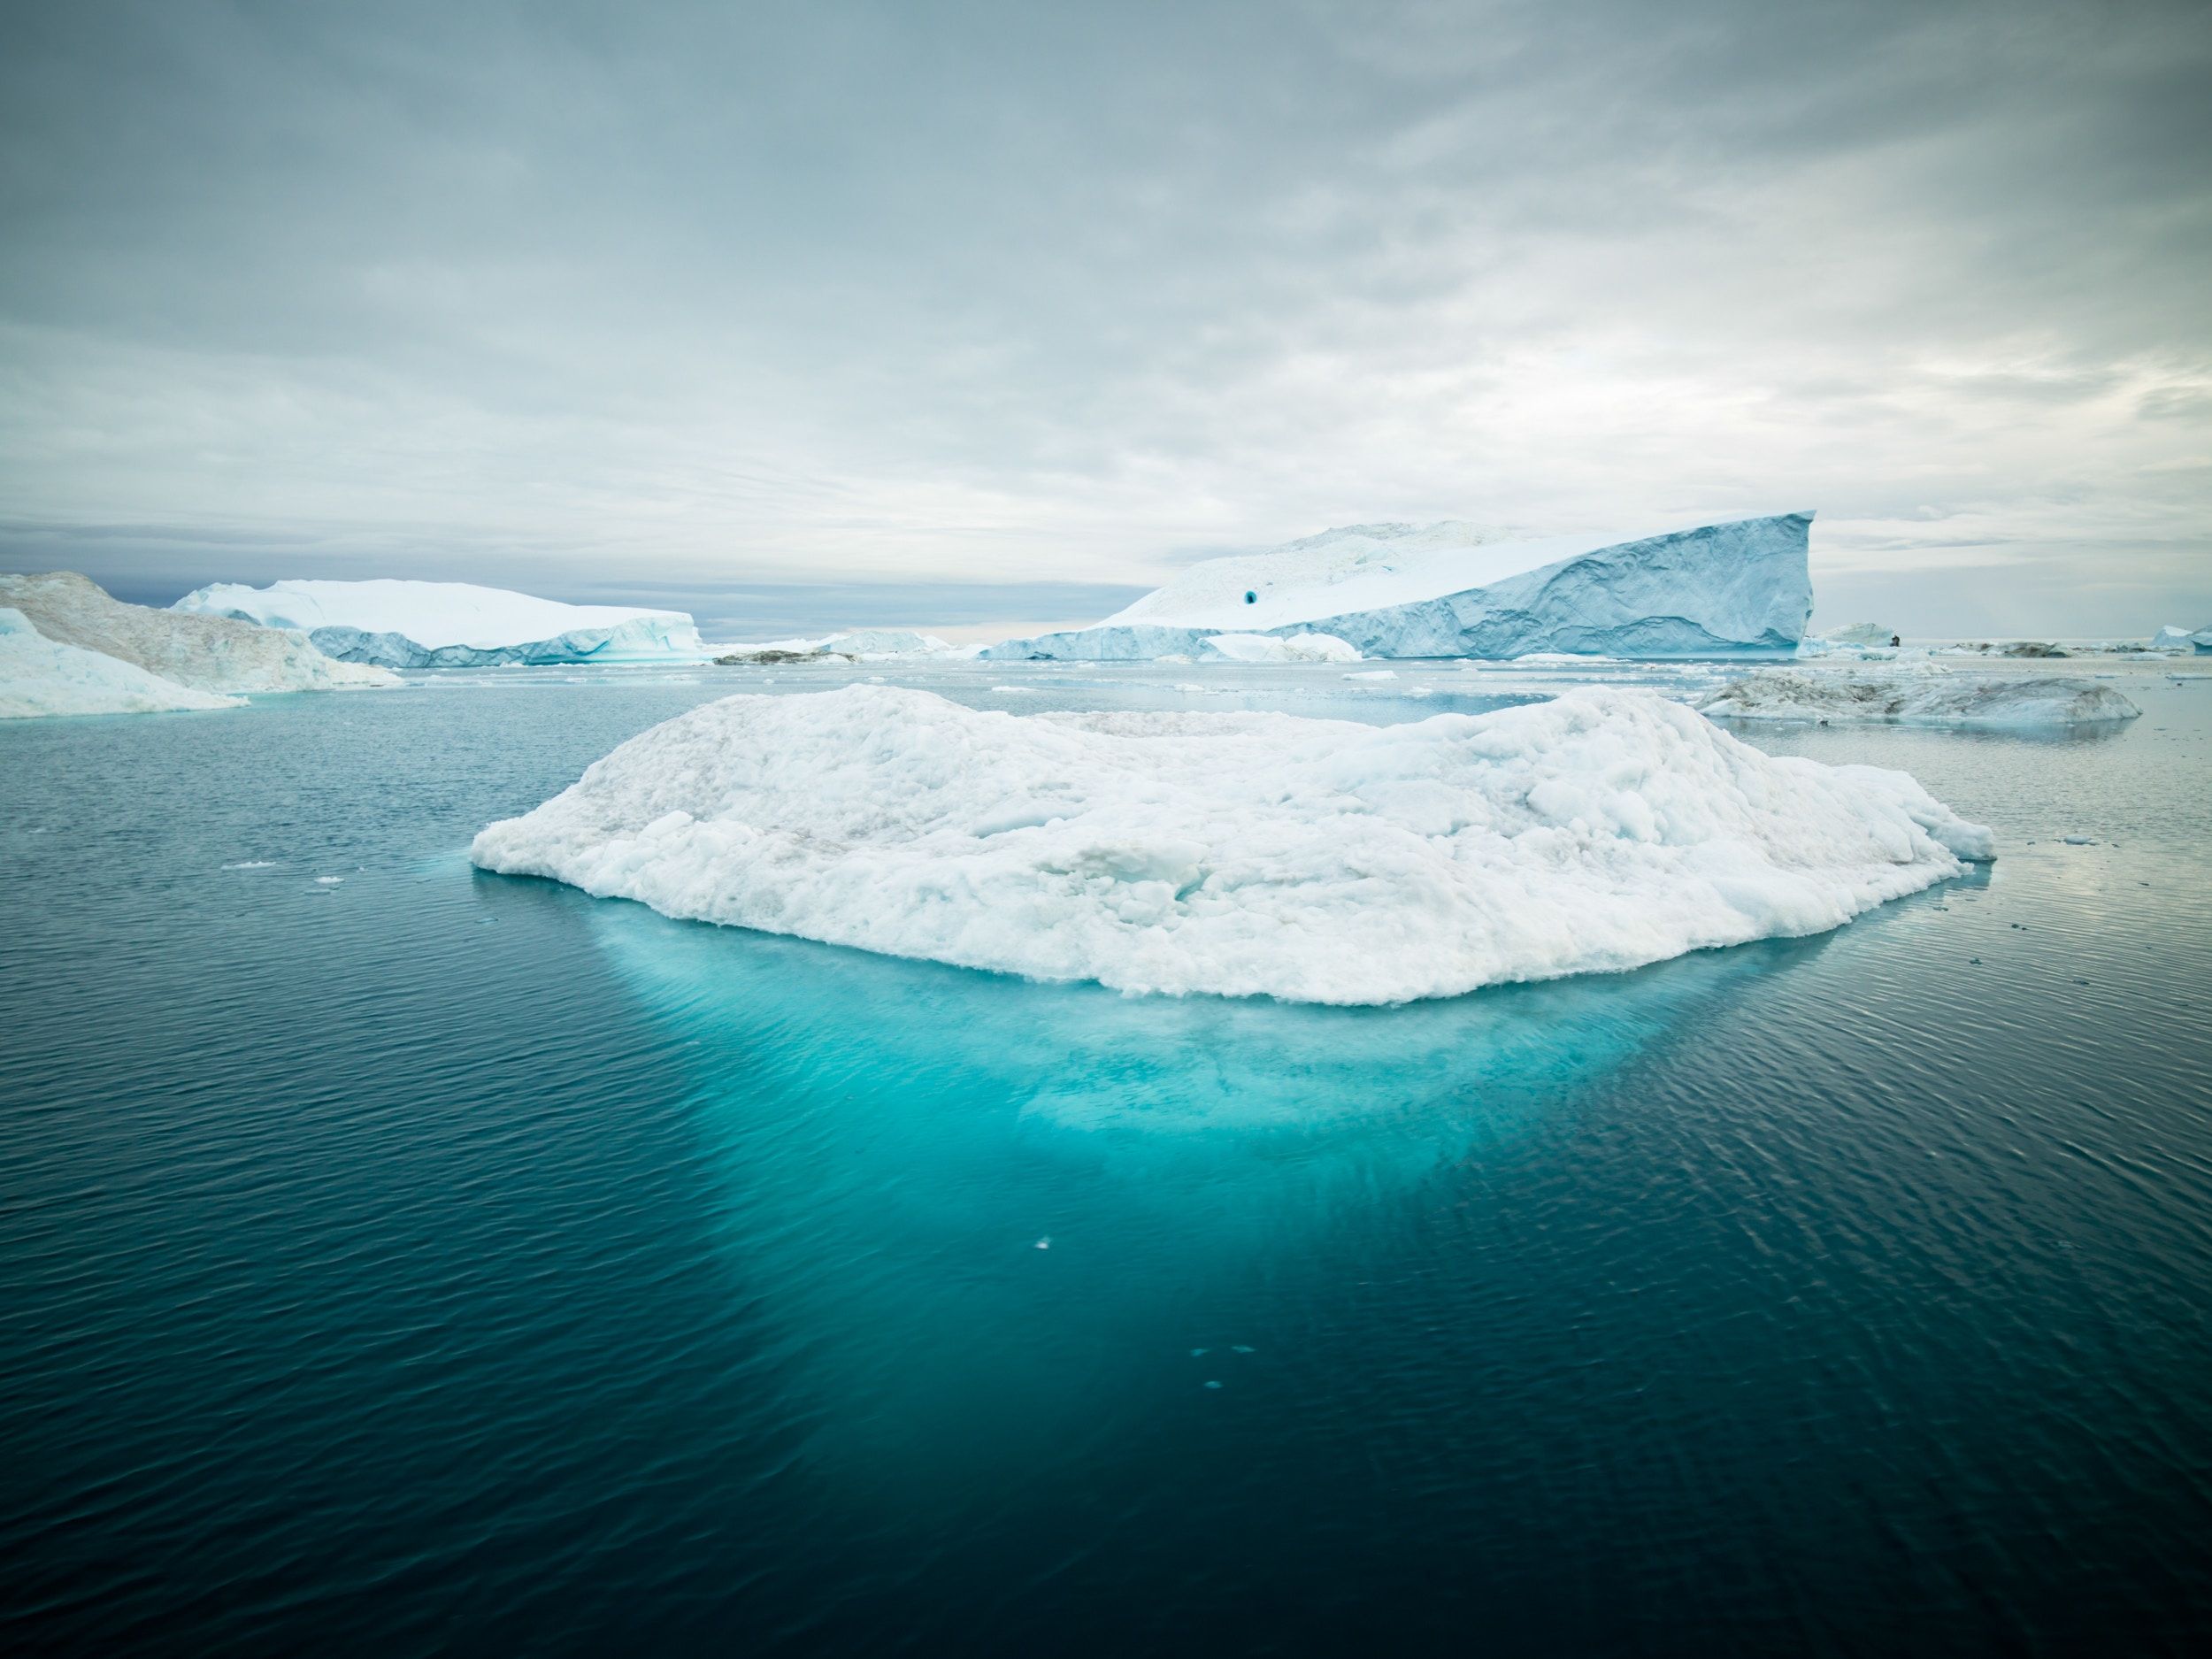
[472,683,1993,1004]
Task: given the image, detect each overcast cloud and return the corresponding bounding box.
[2,0,2208,636]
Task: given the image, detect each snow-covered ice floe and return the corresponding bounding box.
[982,512,1813,662]
[1,572,397,694]
[471,684,1993,1005]
[1698,668,2140,727]
[172,578,707,668]
[1,606,243,718]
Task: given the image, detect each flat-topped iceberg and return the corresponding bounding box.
[2,572,396,694]
[983,512,1813,662]
[472,683,1991,1004]
[173,578,707,668]
[1700,668,2140,727]
[1,606,242,718]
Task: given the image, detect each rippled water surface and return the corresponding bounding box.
[4,663,2210,1655]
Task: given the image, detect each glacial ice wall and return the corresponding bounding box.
[1,606,243,718]
[0,572,396,694]
[983,513,1814,661]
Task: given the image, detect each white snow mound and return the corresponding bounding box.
[1,572,396,693]
[1700,669,2139,726]
[1,607,243,718]
[471,684,1994,1004]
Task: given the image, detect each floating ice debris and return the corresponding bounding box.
[1343,669,1399,681]
[1191,1348,1209,1357]
[313,876,344,886]
[222,860,277,870]
[1232,1345,1255,1353]
[2062,835,2095,845]
[1033,1236,1050,1250]
[1204,1380,1223,1389]
[1699,668,2139,727]
[471,684,1995,1005]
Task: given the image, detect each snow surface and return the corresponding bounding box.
[0,607,242,718]
[1699,669,2140,726]
[471,683,1993,1005]
[173,579,706,667]
[1199,632,1362,664]
[983,513,1814,662]
[1,572,396,694]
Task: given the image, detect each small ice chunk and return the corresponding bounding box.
[1033,1236,1050,1250]
[313,875,343,886]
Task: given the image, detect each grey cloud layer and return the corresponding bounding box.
[3,0,2207,633]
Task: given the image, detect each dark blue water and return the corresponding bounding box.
[4,670,2210,1655]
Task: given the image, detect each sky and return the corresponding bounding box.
[2,0,2208,641]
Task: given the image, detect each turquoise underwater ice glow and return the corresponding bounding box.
[3,660,2209,1653]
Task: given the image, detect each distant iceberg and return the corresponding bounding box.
[172,578,708,668]
[983,512,1813,662]
[2147,624,2212,653]
[714,629,976,664]
[1700,668,2140,727]
[472,683,1991,1005]
[2,572,396,695]
[1,606,242,718]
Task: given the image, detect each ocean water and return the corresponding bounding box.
[4,663,2210,1655]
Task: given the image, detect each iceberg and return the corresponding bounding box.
[471,683,1992,1005]
[982,512,1813,662]
[2147,625,2212,653]
[1199,632,1362,664]
[714,629,976,664]
[1699,668,2140,727]
[1,571,396,694]
[1,606,242,718]
[171,578,708,668]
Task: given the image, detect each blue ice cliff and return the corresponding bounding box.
[983,512,1814,661]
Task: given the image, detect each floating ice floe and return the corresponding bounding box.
[472,684,1993,1005]
[1698,668,2140,727]
[1,606,244,718]
[173,578,707,669]
[982,513,1813,661]
[2,572,396,695]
